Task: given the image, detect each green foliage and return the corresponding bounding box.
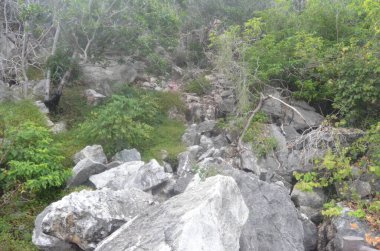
[0,122,70,193]
[192,165,219,181]
[322,200,343,218]
[26,66,44,81]
[294,172,321,192]
[77,95,160,155]
[0,101,69,194]
[45,49,79,85]
[183,76,212,96]
[152,91,186,114]
[146,53,171,76]
[243,122,277,158]
[142,119,186,163]
[348,208,367,219]
[212,0,380,127]
[0,193,47,251]
[0,100,47,129]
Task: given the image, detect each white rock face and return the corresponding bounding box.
[32,206,78,251]
[73,145,107,164]
[89,161,145,190]
[95,175,249,251]
[90,160,170,191]
[40,188,155,251]
[110,148,141,162]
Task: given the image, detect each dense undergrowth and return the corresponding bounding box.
[0,87,186,250]
[1,0,380,249]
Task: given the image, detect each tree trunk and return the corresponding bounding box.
[45,21,61,101]
[21,21,29,98]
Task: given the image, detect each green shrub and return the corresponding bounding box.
[147,53,171,76]
[243,122,277,158]
[77,95,160,156]
[322,200,343,218]
[0,122,70,193]
[183,76,212,96]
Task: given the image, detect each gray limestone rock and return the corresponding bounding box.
[89,161,145,190]
[95,175,249,251]
[32,206,78,251]
[89,160,169,192]
[40,188,155,251]
[73,145,107,165]
[67,158,107,188]
[110,148,141,162]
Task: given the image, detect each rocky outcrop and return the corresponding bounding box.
[95,175,249,251]
[37,188,155,251]
[291,187,327,224]
[218,161,305,251]
[73,145,107,165]
[261,89,324,130]
[80,59,145,96]
[110,148,141,162]
[318,207,379,251]
[299,213,318,251]
[84,89,106,106]
[32,206,79,251]
[89,160,169,192]
[67,158,107,188]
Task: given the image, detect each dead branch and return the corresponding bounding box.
[237,93,265,151]
[267,94,311,128]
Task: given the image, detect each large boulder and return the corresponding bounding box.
[261,89,324,130]
[224,168,304,251]
[197,158,305,251]
[67,158,107,188]
[318,207,379,251]
[95,175,248,251]
[89,161,144,190]
[39,188,155,251]
[73,145,107,165]
[80,60,144,96]
[32,206,79,251]
[291,187,327,224]
[300,213,318,251]
[110,148,141,162]
[89,160,169,191]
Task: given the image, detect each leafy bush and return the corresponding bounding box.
[243,121,277,158]
[322,200,343,218]
[77,95,160,155]
[0,122,70,193]
[147,53,171,76]
[183,76,212,96]
[212,0,380,127]
[45,49,79,85]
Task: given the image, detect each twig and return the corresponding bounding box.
[237,93,265,151]
[267,94,312,128]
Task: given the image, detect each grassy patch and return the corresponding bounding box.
[53,85,92,128]
[0,100,47,129]
[26,66,44,81]
[183,76,212,96]
[143,119,186,163]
